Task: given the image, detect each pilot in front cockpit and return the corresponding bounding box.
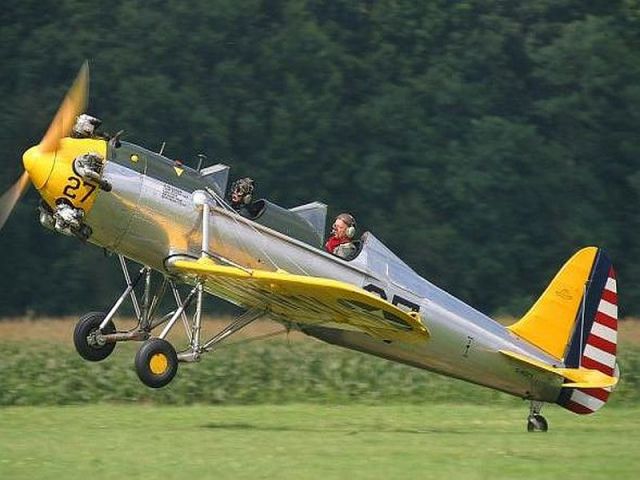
[228,177,256,218]
[325,213,357,260]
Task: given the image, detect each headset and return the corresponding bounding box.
[336,213,356,239]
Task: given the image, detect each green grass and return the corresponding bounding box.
[2,331,638,478]
[1,404,639,479]
[1,340,639,406]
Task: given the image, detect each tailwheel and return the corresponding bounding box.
[135,338,178,388]
[526,400,548,432]
[73,312,116,362]
[527,414,549,432]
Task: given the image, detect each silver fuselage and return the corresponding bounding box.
[85,143,563,403]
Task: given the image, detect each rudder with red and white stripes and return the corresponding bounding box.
[557,251,620,415]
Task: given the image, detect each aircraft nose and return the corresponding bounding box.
[22,145,55,190]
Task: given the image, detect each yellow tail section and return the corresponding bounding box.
[499,350,617,389]
[507,247,598,360]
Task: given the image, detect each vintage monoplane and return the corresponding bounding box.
[0,63,620,431]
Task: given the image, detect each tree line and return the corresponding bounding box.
[1,0,638,316]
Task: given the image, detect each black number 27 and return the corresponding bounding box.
[63,176,96,203]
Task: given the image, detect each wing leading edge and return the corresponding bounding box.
[172,258,429,344]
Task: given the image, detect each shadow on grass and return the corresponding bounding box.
[201,422,481,435]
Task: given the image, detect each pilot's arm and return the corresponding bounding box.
[333,242,357,260]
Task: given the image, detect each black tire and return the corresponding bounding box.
[73,312,116,362]
[527,414,548,432]
[535,414,549,432]
[134,338,178,388]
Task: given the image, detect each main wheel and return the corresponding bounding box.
[135,338,178,388]
[73,312,116,362]
[527,414,549,432]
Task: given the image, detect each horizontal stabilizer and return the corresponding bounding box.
[500,350,618,389]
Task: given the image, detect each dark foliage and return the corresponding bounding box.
[1,0,638,316]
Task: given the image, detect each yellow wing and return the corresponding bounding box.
[173,258,429,344]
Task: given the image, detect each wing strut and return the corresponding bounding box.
[198,308,266,355]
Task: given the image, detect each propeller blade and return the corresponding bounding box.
[0,171,30,231]
[39,61,90,153]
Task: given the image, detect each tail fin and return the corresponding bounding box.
[558,251,619,414]
[507,247,620,414]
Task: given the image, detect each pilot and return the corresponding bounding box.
[229,177,255,217]
[325,213,357,260]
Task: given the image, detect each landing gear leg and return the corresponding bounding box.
[131,281,200,386]
[129,266,264,388]
[73,256,147,362]
[74,255,171,363]
[527,401,548,432]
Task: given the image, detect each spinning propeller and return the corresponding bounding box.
[0,61,89,231]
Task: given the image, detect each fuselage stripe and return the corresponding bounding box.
[590,322,617,344]
[597,299,618,320]
[594,311,617,330]
[569,389,607,410]
[600,289,617,305]
[585,333,616,355]
[577,387,611,402]
[605,277,617,293]
[581,356,615,376]
[583,344,616,368]
[565,400,595,414]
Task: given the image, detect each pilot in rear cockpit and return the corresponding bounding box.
[228,177,255,218]
[325,213,357,260]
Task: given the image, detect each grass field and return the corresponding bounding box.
[1,319,639,478]
[1,404,639,479]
